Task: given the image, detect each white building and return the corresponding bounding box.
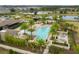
[37,11,52,14]
[55,31,68,44]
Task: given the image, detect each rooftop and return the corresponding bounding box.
[0,20,23,27]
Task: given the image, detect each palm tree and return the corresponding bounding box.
[41,14,48,24]
[53,15,58,21]
[36,39,46,52]
[50,22,60,39]
[53,15,63,24]
[55,15,67,31]
[20,22,29,34]
[28,19,35,40]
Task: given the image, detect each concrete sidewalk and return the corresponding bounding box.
[0,44,35,54]
[43,35,52,54]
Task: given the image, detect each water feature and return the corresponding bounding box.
[62,16,79,21]
[35,25,50,40]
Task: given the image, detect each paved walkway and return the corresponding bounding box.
[43,40,70,54]
[43,35,52,54]
[43,40,52,54]
[0,44,35,54]
[43,33,70,54]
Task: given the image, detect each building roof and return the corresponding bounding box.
[6,29,19,36]
[0,29,19,37]
[0,20,23,27]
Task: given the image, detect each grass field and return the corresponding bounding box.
[66,21,79,36]
[66,21,79,53]
[0,48,9,54]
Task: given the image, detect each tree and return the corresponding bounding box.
[53,8,57,15]
[28,19,35,40]
[9,49,15,54]
[30,8,34,13]
[53,15,63,23]
[53,15,58,21]
[9,49,19,54]
[10,8,16,13]
[50,22,60,39]
[41,14,48,24]
[63,22,78,31]
[36,39,46,52]
[20,23,29,34]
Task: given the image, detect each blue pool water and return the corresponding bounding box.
[20,25,50,40]
[51,16,79,21]
[35,25,50,40]
[62,16,79,20]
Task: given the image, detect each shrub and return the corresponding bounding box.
[52,42,68,46]
[49,45,65,54]
[9,49,19,54]
[5,34,26,47]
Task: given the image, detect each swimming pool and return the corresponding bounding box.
[19,25,50,40]
[35,25,50,40]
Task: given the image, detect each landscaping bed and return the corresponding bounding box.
[0,34,47,54]
[49,45,66,54]
[52,42,68,46]
[0,47,9,54]
[1,42,46,54]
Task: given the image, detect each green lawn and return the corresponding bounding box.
[66,21,79,53]
[66,21,79,38]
